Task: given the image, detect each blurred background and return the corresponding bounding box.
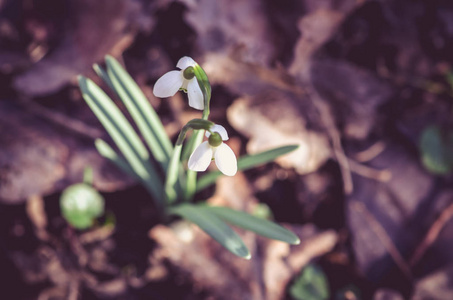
[1,0,453,299]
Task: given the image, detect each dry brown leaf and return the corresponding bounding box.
[289,0,363,79]
[0,100,133,203]
[228,94,331,174]
[289,9,345,79]
[311,59,394,139]
[182,0,276,65]
[13,0,145,96]
[412,265,453,300]
[347,144,435,281]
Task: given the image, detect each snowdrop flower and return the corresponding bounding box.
[153,56,204,110]
[188,124,237,176]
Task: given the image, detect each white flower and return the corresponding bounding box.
[188,124,237,176]
[152,56,204,110]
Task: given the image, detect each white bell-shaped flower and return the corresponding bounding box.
[188,124,237,176]
[152,56,204,110]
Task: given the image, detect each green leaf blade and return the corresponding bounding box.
[105,55,173,169]
[196,145,299,191]
[206,206,300,245]
[95,139,138,180]
[170,204,251,259]
[93,64,114,91]
[78,76,163,202]
[237,144,299,170]
[165,144,183,204]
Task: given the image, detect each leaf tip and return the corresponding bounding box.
[105,54,114,62]
[291,237,301,245]
[77,75,87,89]
[93,63,101,72]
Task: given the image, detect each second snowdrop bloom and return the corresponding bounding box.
[152,56,204,110]
[188,124,237,176]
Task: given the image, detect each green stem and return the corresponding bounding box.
[83,167,93,186]
[165,118,214,206]
[183,62,212,202]
[184,109,210,201]
[165,125,191,205]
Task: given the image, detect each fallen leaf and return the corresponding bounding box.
[0,100,133,203]
[311,59,394,139]
[228,93,331,174]
[182,0,276,65]
[347,144,434,281]
[413,265,453,300]
[13,0,146,96]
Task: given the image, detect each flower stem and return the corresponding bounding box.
[165,124,191,205]
[184,109,211,201]
[165,118,214,205]
[183,63,212,202]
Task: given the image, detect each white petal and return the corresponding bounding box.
[187,79,204,110]
[177,56,196,70]
[188,141,213,172]
[205,124,229,140]
[214,143,237,176]
[153,70,183,98]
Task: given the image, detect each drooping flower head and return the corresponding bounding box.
[153,57,204,110]
[188,124,237,176]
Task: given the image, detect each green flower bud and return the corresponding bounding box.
[208,132,222,147]
[183,66,195,80]
[60,183,105,230]
[187,119,214,130]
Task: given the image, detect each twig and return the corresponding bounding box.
[353,141,386,162]
[409,200,453,267]
[352,201,412,280]
[68,280,80,300]
[347,159,392,182]
[307,88,354,195]
[26,195,50,241]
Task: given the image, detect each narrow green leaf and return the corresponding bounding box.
[78,76,163,202]
[169,204,251,259]
[197,145,299,191]
[93,64,114,91]
[165,144,183,204]
[181,131,198,161]
[236,144,299,170]
[206,206,300,245]
[105,55,173,170]
[95,139,137,180]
